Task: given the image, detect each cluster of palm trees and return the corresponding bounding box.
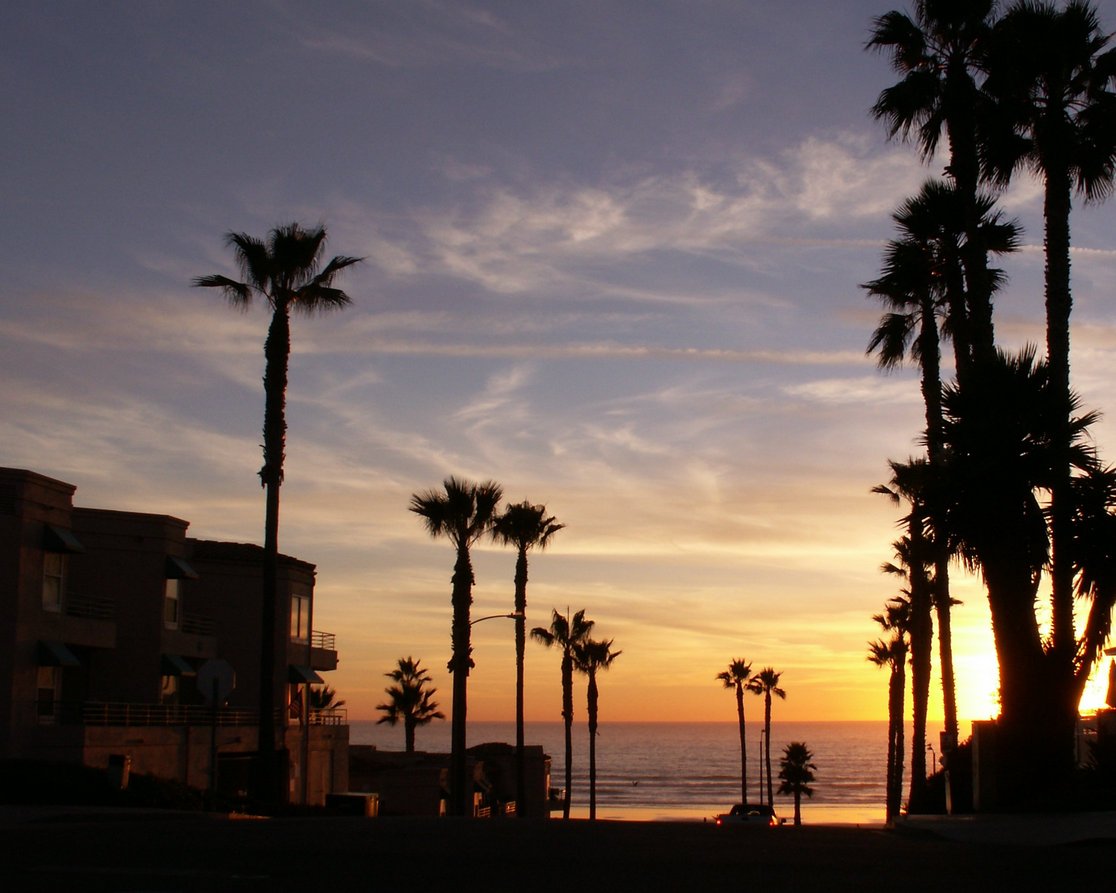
[532,608,621,821]
[716,660,786,809]
[375,657,444,753]
[410,476,571,817]
[864,0,1116,810]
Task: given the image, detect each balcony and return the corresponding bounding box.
[303,629,338,672]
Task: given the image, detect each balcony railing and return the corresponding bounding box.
[82,702,259,727]
[65,593,116,620]
[311,630,336,651]
[308,708,347,726]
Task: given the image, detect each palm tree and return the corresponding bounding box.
[575,637,621,821]
[491,501,564,815]
[868,0,1002,369]
[748,667,786,809]
[873,468,936,814]
[983,0,1116,701]
[410,476,503,815]
[777,742,817,827]
[307,685,346,713]
[375,657,444,753]
[716,659,754,806]
[868,596,910,822]
[531,608,593,819]
[193,223,360,802]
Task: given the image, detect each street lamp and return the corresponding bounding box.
[454,610,522,817]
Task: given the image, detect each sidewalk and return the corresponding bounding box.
[896,811,1116,845]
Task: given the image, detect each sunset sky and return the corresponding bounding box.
[6,1,1116,727]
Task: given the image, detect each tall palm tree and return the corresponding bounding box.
[575,637,621,821]
[866,180,1020,756]
[410,476,503,815]
[748,667,786,809]
[193,223,359,802]
[868,597,910,822]
[868,0,1002,370]
[491,501,564,815]
[716,658,754,806]
[983,0,1116,696]
[375,657,444,753]
[777,741,817,827]
[531,608,593,820]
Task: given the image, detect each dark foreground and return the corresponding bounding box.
[3,810,1115,893]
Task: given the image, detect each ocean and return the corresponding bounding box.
[349,720,947,824]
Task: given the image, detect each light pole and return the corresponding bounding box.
[758,727,767,806]
[456,610,522,817]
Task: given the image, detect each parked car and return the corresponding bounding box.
[714,803,778,826]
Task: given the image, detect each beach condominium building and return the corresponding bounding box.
[0,467,348,805]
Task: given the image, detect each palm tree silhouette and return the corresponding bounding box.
[869,0,1001,368]
[307,684,346,713]
[532,608,593,819]
[491,501,564,816]
[869,597,910,823]
[410,476,503,815]
[983,0,1116,713]
[376,657,445,753]
[575,637,621,821]
[193,223,359,803]
[777,742,817,827]
[717,658,754,806]
[748,667,786,809]
[865,181,1018,754]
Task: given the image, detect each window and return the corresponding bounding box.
[163,579,180,629]
[36,666,59,724]
[290,594,309,642]
[42,553,65,612]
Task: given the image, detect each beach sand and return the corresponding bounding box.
[3,810,1113,892]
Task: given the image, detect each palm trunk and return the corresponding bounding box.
[256,302,290,806]
[1044,161,1076,667]
[588,668,599,820]
[449,543,474,816]
[514,547,527,816]
[793,790,802,826]
[907,526,932,813]
[886,657,906,822]
[405,717,416,754]
[561,647,573,820]
[764,694,774,808]
[736,684,748,805]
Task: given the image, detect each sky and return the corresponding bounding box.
[6,0,1116,728]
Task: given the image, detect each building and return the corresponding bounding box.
[0,467,347,805]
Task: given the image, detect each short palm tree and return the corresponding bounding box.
[777,742,817,827]
[532,608,594,820]
[575,637,621,821]
[717,658,754,806]
[193,223,360,801]
[748,667,786,808]
[307,685,346,713]
[491,500,564,815]
[410,476,503,815]
[376,657,444,753]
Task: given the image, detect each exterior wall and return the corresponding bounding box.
[0,468,92,758]
[71,508,216,706]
